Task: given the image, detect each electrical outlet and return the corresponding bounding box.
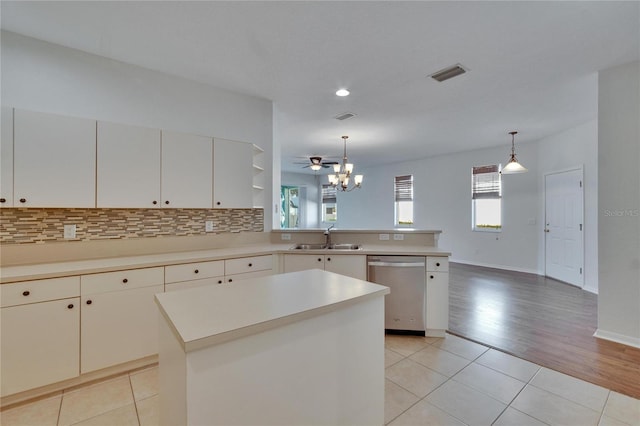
[281,233,291,241]
[64,224,76,239]
[379,233,390,241]
[205,221,214,232]
[393,234,404,241]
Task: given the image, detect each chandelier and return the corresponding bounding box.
[327,136,363,191]
[501,131,528,174]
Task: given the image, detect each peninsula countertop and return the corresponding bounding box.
[155,269,390,352]
[0,243,450,283]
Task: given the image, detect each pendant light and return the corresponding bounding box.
[501,131,528,174]
[327,136,363,191]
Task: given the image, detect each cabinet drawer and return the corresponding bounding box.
[81,267,164,295]
[165,277,223,292]
[1,276,80,307]
[165,260,224,284]
[426,257,449,272]
[225,255,272,275]
[225,269,273,284]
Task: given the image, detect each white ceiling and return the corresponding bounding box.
[1,1,638,173]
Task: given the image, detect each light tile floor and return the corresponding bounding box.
[2,335,639,425]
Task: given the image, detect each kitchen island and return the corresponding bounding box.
[154,269,390,426]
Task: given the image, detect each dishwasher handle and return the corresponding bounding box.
[367,261,425,268]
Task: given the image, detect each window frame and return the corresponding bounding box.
[472,165,502,232]
[394,175,414,227]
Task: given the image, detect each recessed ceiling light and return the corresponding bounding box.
[336,89,350,97]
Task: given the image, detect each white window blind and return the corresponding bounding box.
[394,175,414,202]
[322,184,337,204]
[472,165,501,199]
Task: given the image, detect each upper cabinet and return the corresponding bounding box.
[213,138,253,209]
[1,107,13,207]
[97,121,161,208]
[14,109,96,208]
[161,130,212,208]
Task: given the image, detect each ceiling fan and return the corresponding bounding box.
[296,156,339,171]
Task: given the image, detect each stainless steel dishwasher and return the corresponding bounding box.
[367,255,426,334]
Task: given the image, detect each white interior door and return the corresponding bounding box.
[544,169,584,287]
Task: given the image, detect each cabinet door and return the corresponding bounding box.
[14,109,96,207]
[81,284,163,373]
[97,121,161,208]
[324,254,367,280]
[213,138,253,208]
[161,130,212,208]
[425,271,449,331]
[283,254,325,273]
[1,298,80,396]
[1,107,13,207]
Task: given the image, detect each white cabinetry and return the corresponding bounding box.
[425,257,449,333]
[97,121,161,208]
[165,260,225,292]
[0,277,80,396]
[80,267,164,373]
[13,109,96,207]
[161,130,213,208]
[1,107,13,207]
[213,138,253,208]
[224,255,274,283]
[283,254,367,280]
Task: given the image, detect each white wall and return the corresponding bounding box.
[338,120,600,282]
[1,31,274,229]
[338,142,541,273]
[596,60,640,347]
[281,172,320,228]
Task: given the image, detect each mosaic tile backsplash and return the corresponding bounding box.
[0,208,264,244]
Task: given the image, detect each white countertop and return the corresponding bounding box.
[155,269,390,352]
[0,243,450,283]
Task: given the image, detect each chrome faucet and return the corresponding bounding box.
[324,225,335,247]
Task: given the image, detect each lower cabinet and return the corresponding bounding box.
[1,299,80,396]
[80,267,164,374]
[224,255,274,283]
[283,254,367,280]
[425,257,449,333]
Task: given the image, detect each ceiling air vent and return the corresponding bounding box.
[334,112,356,121]
[429,64,467,82]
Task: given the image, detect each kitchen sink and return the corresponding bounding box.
[291,244,327,250]
[326,244,362,250]
[290,243,362,251]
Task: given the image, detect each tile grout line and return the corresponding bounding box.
[128,372,142,426]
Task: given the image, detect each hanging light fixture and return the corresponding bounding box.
[501,131,528,174]
[327,135,363,191]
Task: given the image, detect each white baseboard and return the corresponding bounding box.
[593,329,640,349]
[450,258,540,275]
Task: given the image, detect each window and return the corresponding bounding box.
[394,175,414,226]
[472,165,502,231]
[321,184,337,223]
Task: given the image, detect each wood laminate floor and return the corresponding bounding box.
[448,262,640,399]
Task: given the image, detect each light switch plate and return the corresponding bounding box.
[281,233,291,241]
[64,224,76,239]
[205,221,214,232]
[393,234,404,240]
[379,234,390,241]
